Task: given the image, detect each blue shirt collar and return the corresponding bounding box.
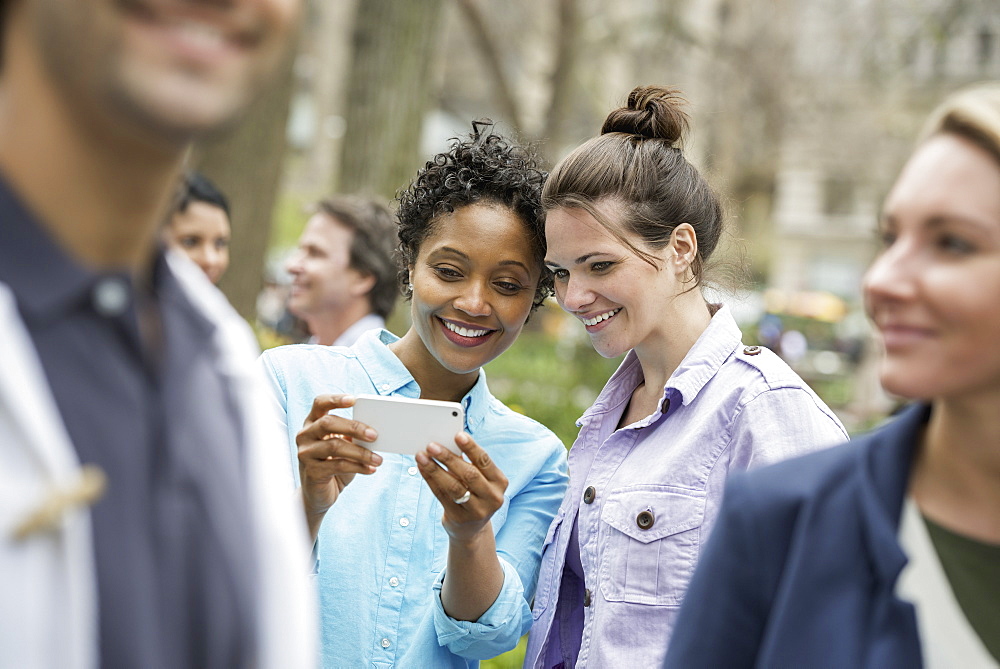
[352,328,493,432]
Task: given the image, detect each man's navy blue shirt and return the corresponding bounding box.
[0,178,256,668]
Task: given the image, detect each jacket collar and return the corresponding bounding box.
[668,303,743,406]
[578,303,741,424]
[856,403,932,584]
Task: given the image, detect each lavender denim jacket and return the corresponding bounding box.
[524,305,849,668]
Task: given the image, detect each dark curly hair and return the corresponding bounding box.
[396,120,552,311]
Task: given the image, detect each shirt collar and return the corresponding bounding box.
[157,252,220,343]
[667,303,743,406]
[333,313,386,348]
[0,174,180,329]
[352,328,493,431]
[0,176,95,321]
[579,303,743,423]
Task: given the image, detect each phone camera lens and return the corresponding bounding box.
[452,411,458,417]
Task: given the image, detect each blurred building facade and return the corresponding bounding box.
[769,0,1000,299]
[764,0,1000,425]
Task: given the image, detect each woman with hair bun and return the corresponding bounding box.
[523,86,848,667]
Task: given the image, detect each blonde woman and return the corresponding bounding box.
[668,82,1000,668]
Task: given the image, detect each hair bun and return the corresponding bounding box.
[601,85,689,146]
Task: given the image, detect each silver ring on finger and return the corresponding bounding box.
[453,490,472,505]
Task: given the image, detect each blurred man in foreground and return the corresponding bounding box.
[286,195,399,346]
[0,0,315,667]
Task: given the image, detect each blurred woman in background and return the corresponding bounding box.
[667,82,1000,668]
[162,171,231,284]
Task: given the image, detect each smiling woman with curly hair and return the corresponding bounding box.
[396,120,553,311]
[258,121,569,668]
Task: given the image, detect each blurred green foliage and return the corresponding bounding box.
[482,635,528,669]
[270,191,313,251]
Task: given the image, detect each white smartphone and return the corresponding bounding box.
[351,394,465,456]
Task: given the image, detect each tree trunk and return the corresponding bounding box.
[540,0,580,151]
[337,0,446,198]
[301,0,360,193]
[194,36,300,321]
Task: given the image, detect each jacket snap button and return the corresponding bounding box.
[636,510,654,530]
[743,345,761,355]
[583,486,596,504]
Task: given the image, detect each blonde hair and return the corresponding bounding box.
[920,81,1000,163]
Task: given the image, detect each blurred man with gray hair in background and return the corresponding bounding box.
[0,0,315,667]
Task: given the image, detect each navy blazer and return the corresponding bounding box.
[665,404,931,669]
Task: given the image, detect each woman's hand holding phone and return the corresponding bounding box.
[297,394,381,540]
[415,432,509,543]
[415,433,509,620]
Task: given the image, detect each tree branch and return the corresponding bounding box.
[542,0,579,147]
[453,0,523,130]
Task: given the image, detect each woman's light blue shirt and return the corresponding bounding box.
[258,329,569,668]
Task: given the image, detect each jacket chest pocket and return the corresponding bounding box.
[598,487,705,606]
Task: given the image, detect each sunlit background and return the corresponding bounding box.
[195,2,1000,659]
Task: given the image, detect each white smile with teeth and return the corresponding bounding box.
[444,321,491,338]
[173,20,228,50]
[582,309,621,327]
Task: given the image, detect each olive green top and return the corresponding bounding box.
[924,515,1000,662]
